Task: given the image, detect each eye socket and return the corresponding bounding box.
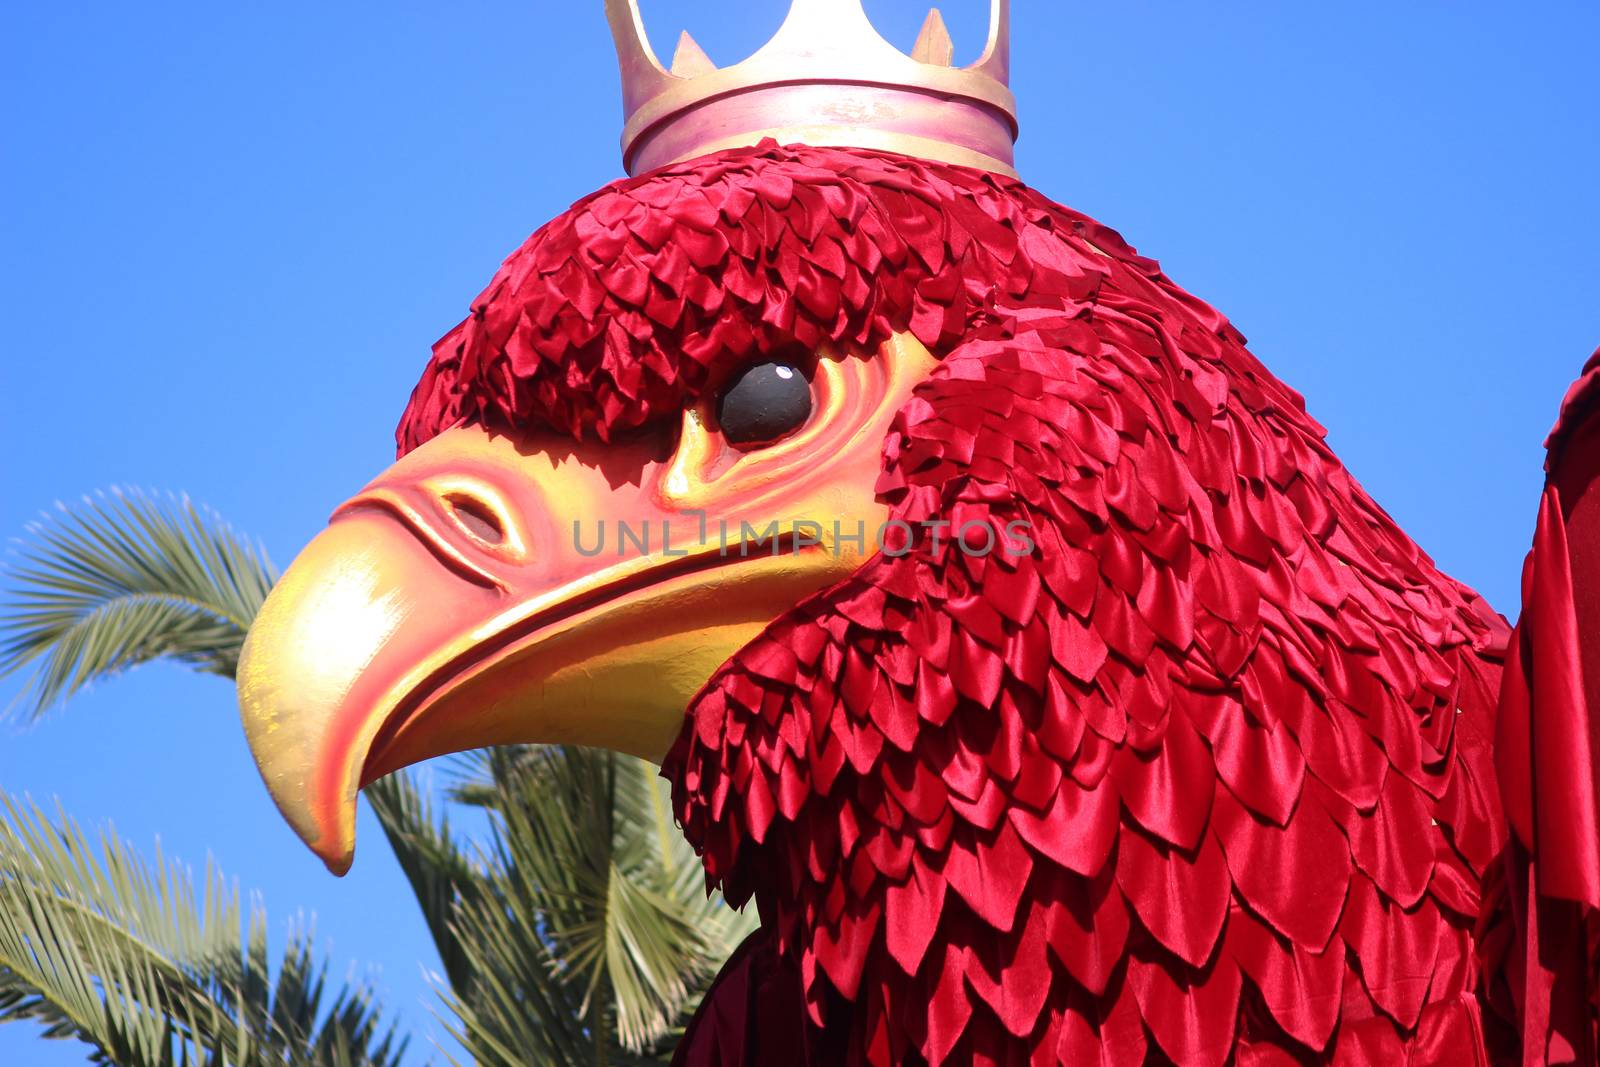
[445,493,505,546]
[715,361,813,448]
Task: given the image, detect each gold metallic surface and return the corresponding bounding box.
[910,10,955,67]
[237,333,940,873]
[607,0,1012,118]
[237,522,421,861]
[656,127,1020,180]
[606,0,1016,177]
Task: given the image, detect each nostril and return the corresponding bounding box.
[445,493,506,546]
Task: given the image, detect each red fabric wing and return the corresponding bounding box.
[1494,345,1600,1065]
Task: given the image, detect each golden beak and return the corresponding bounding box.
[236,335,936,873]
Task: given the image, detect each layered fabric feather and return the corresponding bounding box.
[398,143,1524,1063]
[1496,346,1600,1066]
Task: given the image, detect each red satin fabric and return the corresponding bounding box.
[1496,347,1600,1065]
[395,144,1548,1063]
[671,927,811,1067]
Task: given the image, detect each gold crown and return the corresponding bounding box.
[605,0,1017,178]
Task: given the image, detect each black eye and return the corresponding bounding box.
[716,361,812,447]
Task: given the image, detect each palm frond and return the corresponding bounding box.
[436,853,596,1067]
[443,747,755,1063]
[0,489,278,719]
[0,792,405,1067]
[362,772,482,1003]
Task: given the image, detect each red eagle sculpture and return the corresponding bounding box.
[234,2,1600,1063]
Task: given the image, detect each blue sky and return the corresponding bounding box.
[1,1,1595,1063]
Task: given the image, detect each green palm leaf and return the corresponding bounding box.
[362,772,483,1004]
[0,792,406,1066]
[443,747,755,1065]
[0,489,277,719]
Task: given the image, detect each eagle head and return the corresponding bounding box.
[235,144,986,873]
[238,138,1511,1064]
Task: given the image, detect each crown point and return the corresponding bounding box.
[969,0,1010,82]
[670,31,717,77]
[911,9,954,67]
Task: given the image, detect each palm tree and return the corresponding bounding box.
[0,790,407,1066]
[0,489,752,1066]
